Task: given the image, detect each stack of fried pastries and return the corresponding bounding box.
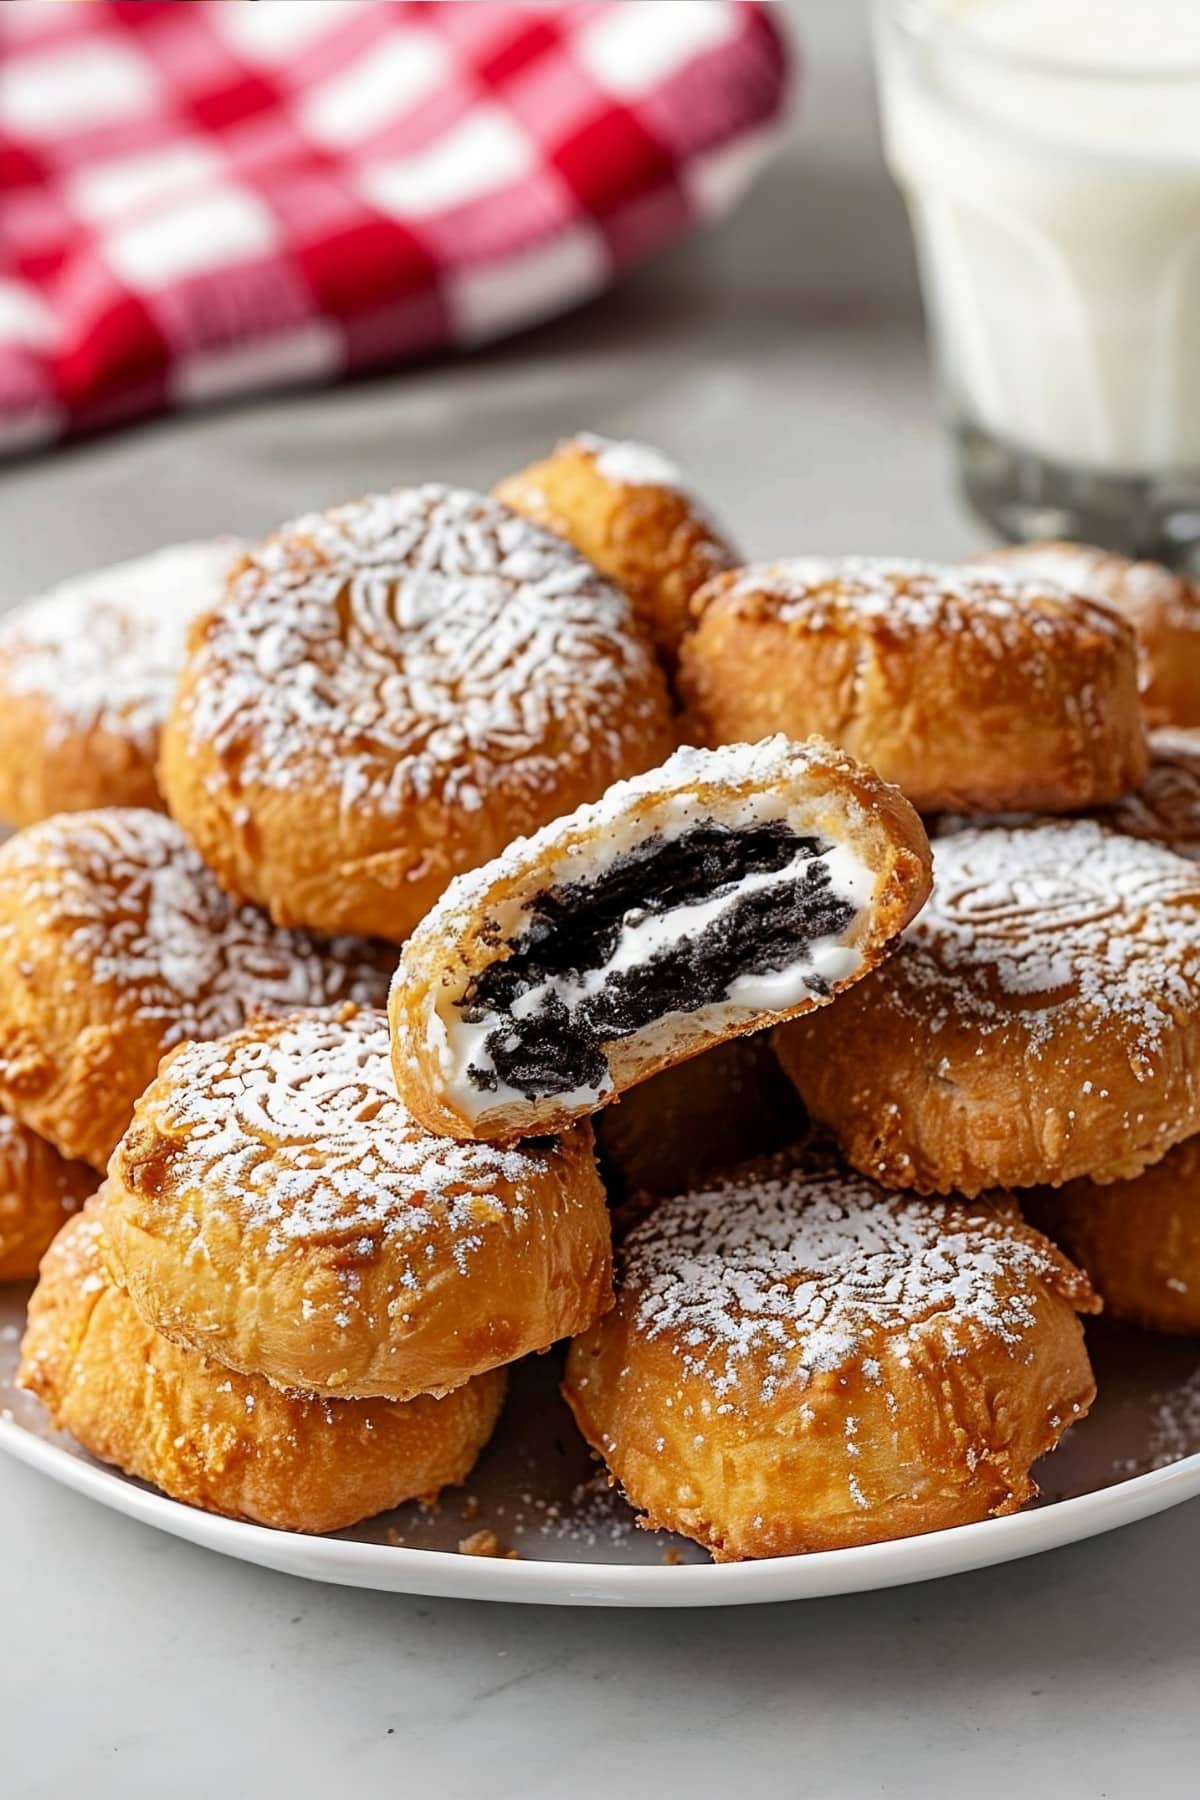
[3,440,1194,1559]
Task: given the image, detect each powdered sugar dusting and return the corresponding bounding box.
[150,1010,557,1261]
[1129,1367,1200,1470]
[179,485,664,817]
[620,1161,1067,1401]
[574,432,685,491]
[0,539,243,750]
[1109,1362,1200,1477]
[411,735,879,927]
[0,810,391,1048]
[974,541,1200,635]
[902,822,1200,1055]
[720,556,1129,649]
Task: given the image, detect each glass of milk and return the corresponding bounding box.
[874,0,1200,566]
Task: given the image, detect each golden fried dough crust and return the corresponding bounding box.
[679,557,1147,813]
[494,432,737,671]
[1095,728,1200,858]
[0,540,243,827]
[160,486,675,941]
[972,541,1200,728]
[595,1032,809,1208]
[20,1208,506,1533]
[101,1009,611,1400]
[564,1158,1097,1561]
[932,727,1200,853]
[775,822,1200,1195]
[1024,1135,1200,1335]
[0,1113,95,1282]
[390,737,931,1141]
[0,809,394,1170]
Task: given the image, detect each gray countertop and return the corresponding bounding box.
[1,6,1195,1794]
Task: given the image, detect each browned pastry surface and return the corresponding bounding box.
[0,1112,95,1281]
[1024,1135,1200,1335]
[564,1157,1097,1561]
[972,540,1200,728]
[0,540,243,827]
[101,1009,611,1401]
[495,432,738,671]
[596,1032,809,1212]
[679,557,1146,813]
[1095,727,1200,857]
[930,727,1200,855]
[160,485,675,941]
[0,809,394,1169]
[775,821,1200,1194]
[20,1207,506,1534]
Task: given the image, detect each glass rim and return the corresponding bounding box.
[875,0,1200,86]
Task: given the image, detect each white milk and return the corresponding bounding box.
[876,0,1200,473]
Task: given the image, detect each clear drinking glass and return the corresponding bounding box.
[873,0,1200,568]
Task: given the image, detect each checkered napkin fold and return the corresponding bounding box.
[0,0,791,455]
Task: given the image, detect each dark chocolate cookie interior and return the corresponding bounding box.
[460,820,858,1101]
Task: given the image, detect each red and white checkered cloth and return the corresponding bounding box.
[0,0,791,455]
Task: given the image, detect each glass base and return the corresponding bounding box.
[954,417,1200,574]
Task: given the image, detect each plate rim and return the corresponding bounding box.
[3,1413,1198,1608]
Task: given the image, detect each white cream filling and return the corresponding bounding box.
[437,822,876,1117]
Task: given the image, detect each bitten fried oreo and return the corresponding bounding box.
[0,1113,95,1282]
[100,1009,611,1401]
[0,809,393,1169]
[0,539,243,827]
[971,541,1200,728]
[1024,1137,1200,1336]
[679,557,1146,812]
[775,822,1200,1195]
[20,1208,507,1534]
[160,485,674,942]
[389,737,931,1142]
[564,1158,1098,1561]
[495,432,738,670]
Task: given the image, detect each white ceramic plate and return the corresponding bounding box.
[2,1285,1198,1607]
